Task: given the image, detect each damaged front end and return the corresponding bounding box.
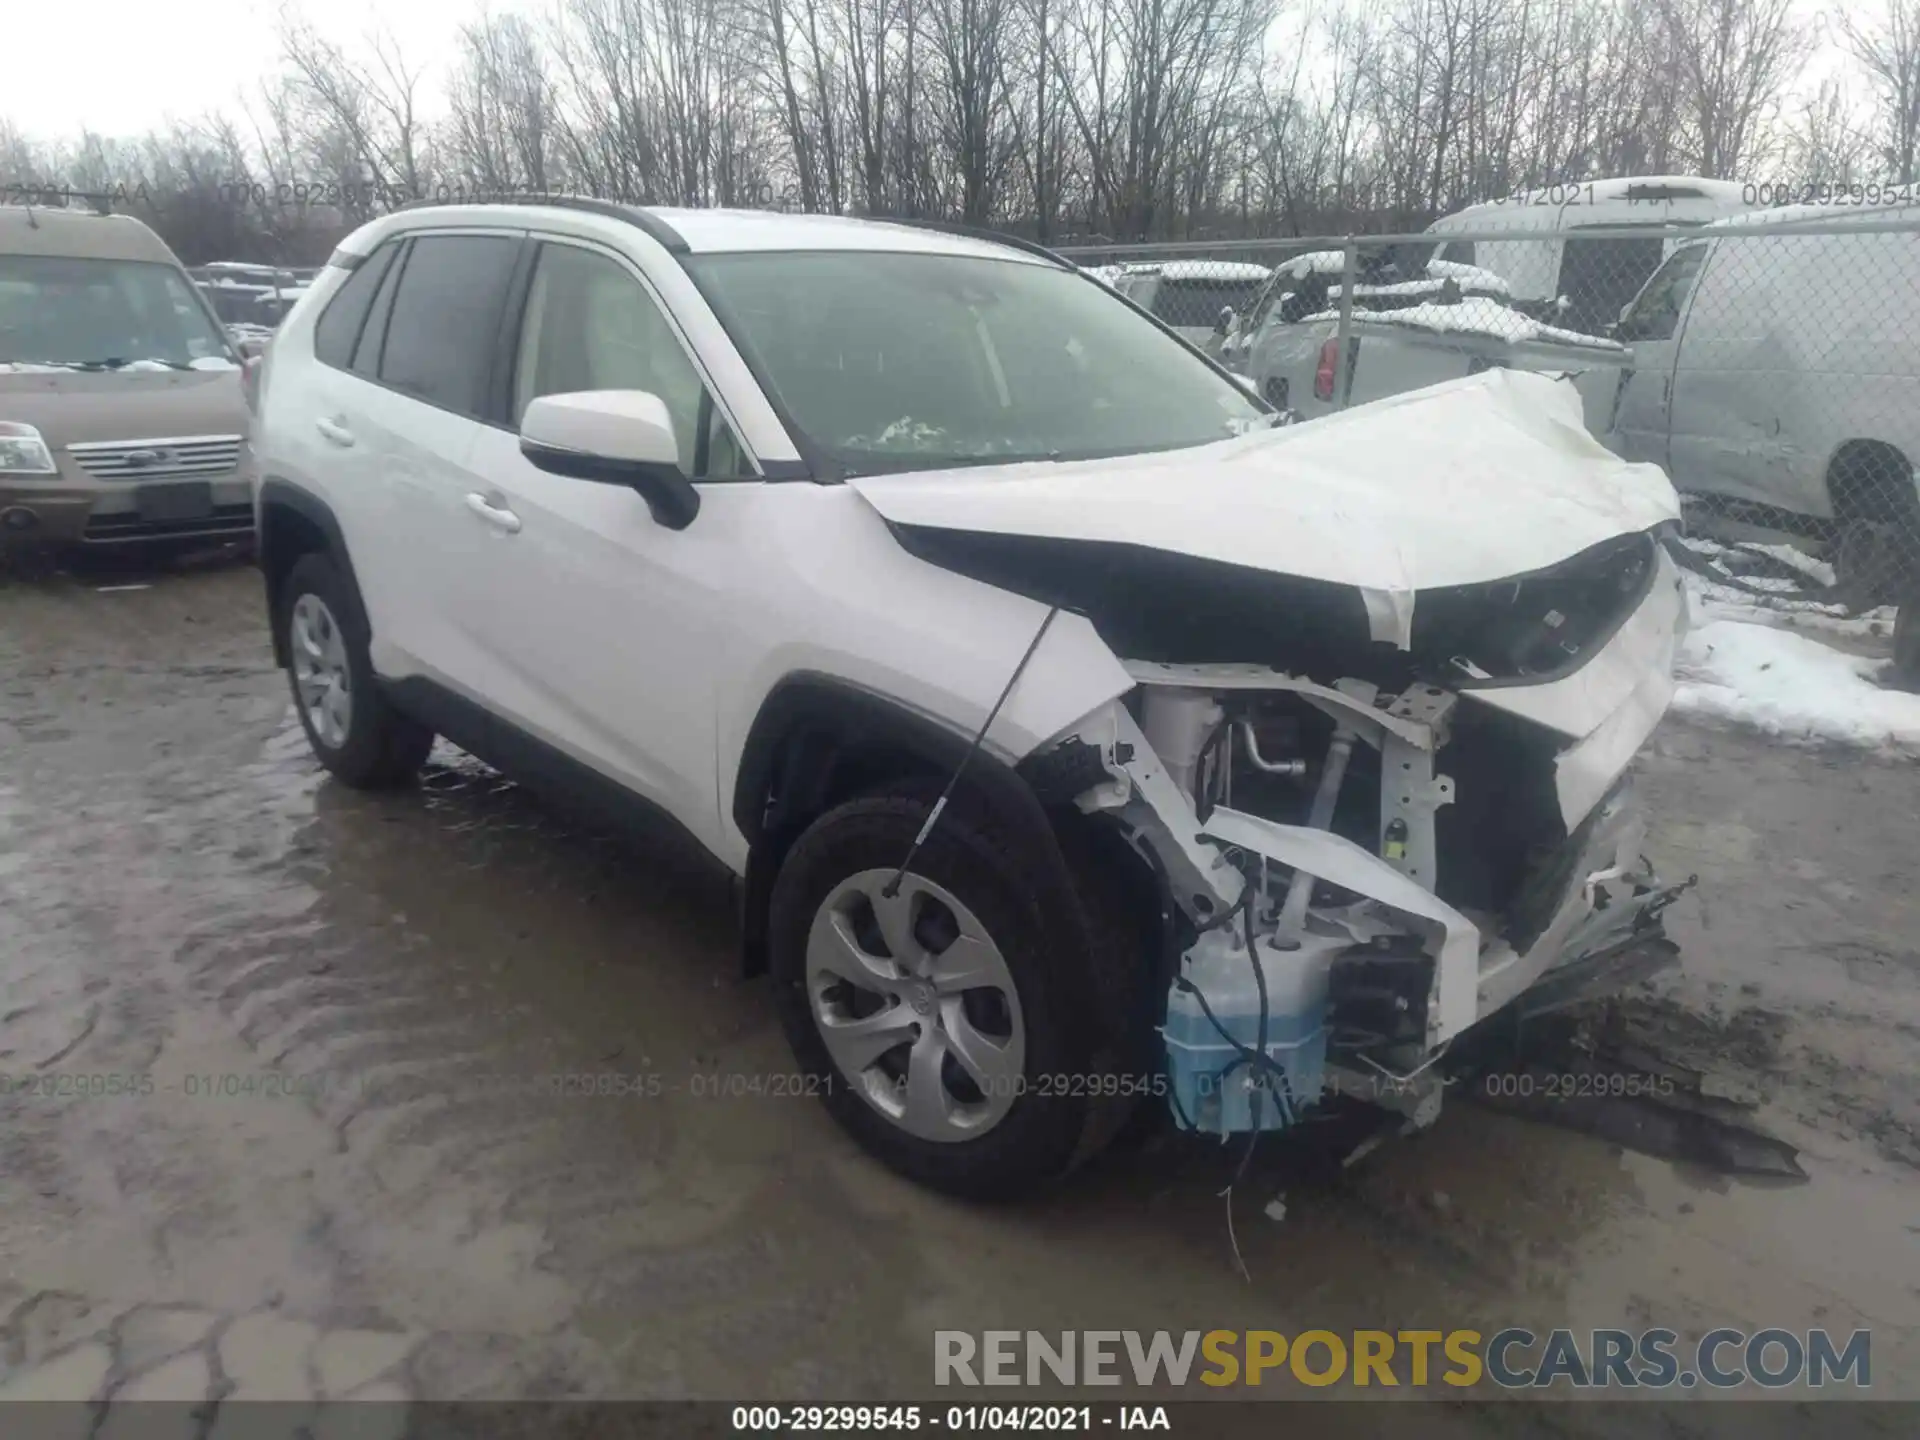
[1017,541,1693,1142]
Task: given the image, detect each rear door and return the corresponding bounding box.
[1605,243,1709,470]
[352,230,525,690]
[299,239,407,645]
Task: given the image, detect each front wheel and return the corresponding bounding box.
[767,791,1121,1199]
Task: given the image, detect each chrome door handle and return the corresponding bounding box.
[314,416,355,448]
[464,492,522,534]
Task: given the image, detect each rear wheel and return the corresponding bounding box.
[767,789,1133,1199]
[1895,591,1919,688]
[279,552,434,788]
[1828,444,1920,609]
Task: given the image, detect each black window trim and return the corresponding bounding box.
[501,231,766,481]
[315,236,401,374]
[352,236,410,380]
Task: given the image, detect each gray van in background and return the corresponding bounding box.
[0,206,255,552]
[1601,203,1920,605]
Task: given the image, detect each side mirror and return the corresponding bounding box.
[1216,305,1236,334]
[518,390,700,530]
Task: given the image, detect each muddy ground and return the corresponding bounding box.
[1,556,1917,1427]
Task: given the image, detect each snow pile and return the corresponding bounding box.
[1673,619,1920,750]
[1426,259,1511,294]
[1155,260,1272,281]
[1300,297,1628,352]
[1280,251,1349,277]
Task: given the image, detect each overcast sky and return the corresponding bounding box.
[2,0,1860,149]
[5,0,506,142]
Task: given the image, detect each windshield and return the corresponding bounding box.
[0,255,234,369]
[687,251,1266,473]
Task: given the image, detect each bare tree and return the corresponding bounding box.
[1655,0,1808,175]
[449,12,559,193]
[275,11,434,200]
[1841,0,1920,182]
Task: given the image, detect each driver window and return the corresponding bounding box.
[1619,245,1706,343]
[513,243,748,477]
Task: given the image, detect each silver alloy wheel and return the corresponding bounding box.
[289,592,352,750]
[805,868,1026,1142]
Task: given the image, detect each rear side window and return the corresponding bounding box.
[351,246,406,377]
[1150,277,1268,329]
[377,235,519,416]
[312,243,398,369]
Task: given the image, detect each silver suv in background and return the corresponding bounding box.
[0,207,254,553]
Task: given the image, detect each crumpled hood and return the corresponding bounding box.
[851,370,1679,646]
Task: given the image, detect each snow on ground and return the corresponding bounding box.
[1674,619,1920,750]
[1667,533,1918,749]
[1676,535,1895,640]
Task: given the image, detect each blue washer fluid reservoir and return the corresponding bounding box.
[1162,925,1342,1138]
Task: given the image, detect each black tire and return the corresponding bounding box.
[278,551,434,788]
[767,788,1142,1200]
[1896,593,1919,688]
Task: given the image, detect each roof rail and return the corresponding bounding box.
[392,193,689,253]
[871,216,1073,268]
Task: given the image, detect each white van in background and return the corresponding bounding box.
[1426,176,1759,335]
[1600,202,1920,606]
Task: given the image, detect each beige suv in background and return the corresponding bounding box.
[0,205,255,553]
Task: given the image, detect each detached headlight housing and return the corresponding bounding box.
[0,422,57,475]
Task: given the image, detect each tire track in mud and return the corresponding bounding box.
[3,572,928,1394]
[144,724,922,1388]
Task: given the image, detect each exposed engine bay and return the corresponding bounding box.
[847,374,1698,1145]
[1017,543,1694,1143]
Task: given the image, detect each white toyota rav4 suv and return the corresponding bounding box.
[254,198,1693,1198]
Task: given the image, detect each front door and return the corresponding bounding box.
[1605,243,1709,472]
[461,238,757,833]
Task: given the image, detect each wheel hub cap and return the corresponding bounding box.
[804,869,1025,1143]
[289,592,352,750]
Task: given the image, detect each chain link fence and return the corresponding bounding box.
[1062,212,1920,671]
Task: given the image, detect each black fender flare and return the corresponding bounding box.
[257,478,363,667]
[730,676,1103,1041]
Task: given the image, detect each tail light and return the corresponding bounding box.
[1313,337,1340,401]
